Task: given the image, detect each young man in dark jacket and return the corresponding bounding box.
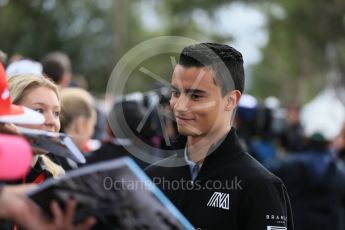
[145,43,294,230]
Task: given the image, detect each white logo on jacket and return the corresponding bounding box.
[206,192,229,210]
[267,226,287,230]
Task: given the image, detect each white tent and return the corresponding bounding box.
[301,88,345,141]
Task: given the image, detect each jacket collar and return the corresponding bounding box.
[174,127,245,174]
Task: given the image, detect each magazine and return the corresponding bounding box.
[27,157,194,230]
[17,127,86,164]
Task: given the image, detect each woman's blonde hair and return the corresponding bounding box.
[7,74,65,178]
[60,88,95,131]
[40,155,65,178]
[8,74,59,104]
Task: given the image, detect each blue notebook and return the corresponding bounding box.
[27,157,194,230]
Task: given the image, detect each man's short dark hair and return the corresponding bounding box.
[42,51,71,85]
[42,59,64,84]
[178,42,244,95]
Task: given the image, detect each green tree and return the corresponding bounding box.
[251,0,345,103]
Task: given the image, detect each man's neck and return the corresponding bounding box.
[187,125,231,164]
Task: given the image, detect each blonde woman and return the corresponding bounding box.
[8,75,65,181]
[58,88,96,170]
[4,74,96,230]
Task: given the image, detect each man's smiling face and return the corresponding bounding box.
[170,64,231,137]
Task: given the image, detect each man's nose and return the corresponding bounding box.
[174,95,189,113]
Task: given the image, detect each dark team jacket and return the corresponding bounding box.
[145,128,294,230]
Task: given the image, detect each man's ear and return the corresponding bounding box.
[225,90,241,111]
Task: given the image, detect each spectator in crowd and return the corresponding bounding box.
[235,94,258,149]
[0,63,42,180]
[58,88,97,170]
[268,92,345,230]
[0,64,96,230]
[86,100,149,169]
[279,102,305,153]
[248,103,278,165]
[42,51,72,88]
[8,74,65,181]
[333,122,345,161]
[6,59,43,77]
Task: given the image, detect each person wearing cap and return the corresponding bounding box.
[145,43,293,229]
[268,91,345,230]
[7,74,65,183]
[0,64,96,229]
[0,63,44,180]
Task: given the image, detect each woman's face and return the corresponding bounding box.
[19,86,61,132]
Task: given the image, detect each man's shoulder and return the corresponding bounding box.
[204,128,282,185]
[234,151,283,188]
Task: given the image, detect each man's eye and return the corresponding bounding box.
[171,91,180,97]
[191,94,202,100]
